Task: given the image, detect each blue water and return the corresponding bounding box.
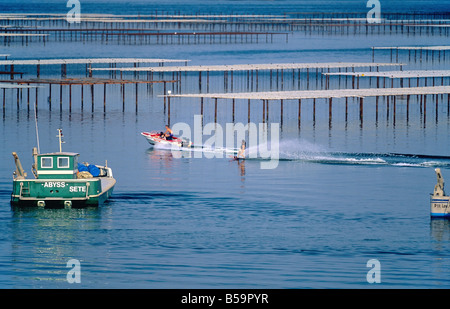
[1,0,450,289]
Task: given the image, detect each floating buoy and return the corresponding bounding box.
[430,168,450,218]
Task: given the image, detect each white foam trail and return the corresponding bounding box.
[151,138,450,168]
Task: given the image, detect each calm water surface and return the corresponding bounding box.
[1,0,450,289]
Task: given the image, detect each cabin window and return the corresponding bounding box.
[58,157,70,168]
[41,157,53,168]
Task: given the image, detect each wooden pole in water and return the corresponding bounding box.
[406,94,410,122]
[280,99,283,125]
[345,97,348,122]
[168,96,171,126]
[393,95,396,125]
[35,87,38,111]
[424,94,427,117]
[298,99,301,125]
[248,99,250,123]
[122,84,125,112]
[232,98,235,122]
[81,84,84,111]
[47,84,51,110]
[436,94,439,122]
[214,98,217,123]
[306,68,309,89]
[135,83,138,112]
[163,82,167,107]
[313,98,316,123]
[359,97,363,126]
[386,95,390,120]
[201,97,204,116]
[27,86,30,109]
[448,94,450,115]
[270,70,273,90]
[69,84,72,113]
[328,97,332,125]
[262,99,265,122]
[103,83,106,112]
[60,85,63,110]
[91,84,94,112]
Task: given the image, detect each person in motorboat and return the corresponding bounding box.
[159,125,173,140]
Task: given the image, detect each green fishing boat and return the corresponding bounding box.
[11,129,116,208]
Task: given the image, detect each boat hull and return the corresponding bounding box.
[141,132,184,148]
[11,177,116,208]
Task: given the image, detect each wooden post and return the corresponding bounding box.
[386,95,390,120]
[168,96,171,126]
[69,84,72,112]
[122,84,125,112]
[345,97,348,122]
[163,82,167,107]
[27,86,30,110]
[103,83,106,112]
[448,93,450,116]
[135,83,138,112]
[280,99,283,124]
[298,99,301,125]
[436,94,439,122]
[262,100,265,122]
[60,85,63,110]
[232,98,235,122]
[313,98,316,123]
[406,94,410,122]
[328,97,332,123]
[359,97,363,127]
[35,87,38,111]
[201,97,204,116]
[248,99,250,123]
[214,98,217,123]
[424,94,427,116]
[91,84,94,112]
[393,95,396,125]
[306,68,309,89]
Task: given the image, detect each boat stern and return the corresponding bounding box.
[430,196,450,218]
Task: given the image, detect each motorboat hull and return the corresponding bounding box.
[141,131,186,148]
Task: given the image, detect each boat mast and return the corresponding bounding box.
[57,129,65,152]
[34,99,40,154]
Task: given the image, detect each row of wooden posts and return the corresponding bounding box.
[3,81,449,132]
[165,93,450,128]
[1,80,174,113]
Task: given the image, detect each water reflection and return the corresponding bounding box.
[145,148,176,172]
[429,219,450,286]
[9,206,110,287]
[430,218,450,244]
